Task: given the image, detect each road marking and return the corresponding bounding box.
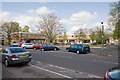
[49,64,66,70]
[29,64,73,79]
[31,60,101,78]
[93,60,118,65]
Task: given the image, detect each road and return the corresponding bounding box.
[1,48,118,79]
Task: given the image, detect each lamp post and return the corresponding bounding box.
[101,22,104,51]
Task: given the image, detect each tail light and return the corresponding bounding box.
[10,54,17,58]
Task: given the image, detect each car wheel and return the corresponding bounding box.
[54,48,57,51]
[76,50,80,54]
[5,59,10,67]
[41,48,44,51]
[66,49,69,52]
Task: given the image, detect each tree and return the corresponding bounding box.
[109,1,120,40]
[92,27,107,44]
[37,14,63,44]
[74,29,85,43]
[22,25,29,32]
[1,21,19,45]
[89,29,96,43]
[113,21,120,39]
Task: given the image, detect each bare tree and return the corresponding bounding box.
[1,21,19,45]
[74,29,85,43]
[37,14,63,44]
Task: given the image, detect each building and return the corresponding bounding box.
[11,32,47,43]
[56,34,91,44]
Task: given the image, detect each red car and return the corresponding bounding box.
[18,41,24,47]
[33,44,41,49]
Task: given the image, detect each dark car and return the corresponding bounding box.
[104,66,120,80]
[40,44,59,51]
[1,47,32,67]
[66,44,90,54]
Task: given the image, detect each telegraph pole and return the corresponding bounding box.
[101,22,104,51]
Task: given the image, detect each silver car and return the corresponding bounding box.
[21,43,34,49]
[1,47,32,67]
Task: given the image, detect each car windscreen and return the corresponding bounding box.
[10,48,27,53]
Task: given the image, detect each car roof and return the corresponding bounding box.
[9,47,23,48]
[24,43,34,44]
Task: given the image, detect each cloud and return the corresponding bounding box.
[36,7,54,15]
[27,6,55,15]
[13,15,41,32]
[70,11,97,26]
[63,11,97,34]
[0,11,12,22]
[13,15,33,27]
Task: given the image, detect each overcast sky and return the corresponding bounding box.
[0,2,111,34]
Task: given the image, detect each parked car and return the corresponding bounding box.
[40,44,59,51]
[10,43,19,47]
[1,47,32,67]
[33,44,41,49]
[21,43,34,49]
[18,41,24,47]
[104,66,120,80]
[66,44,90,54]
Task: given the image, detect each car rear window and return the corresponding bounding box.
[10,48,27,53]
[25,43,33,45]
[108,69,120,80]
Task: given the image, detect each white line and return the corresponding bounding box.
[93,60,118,65]
[31,60,101,78]
[29,64,73,79]
[48,64,66,70]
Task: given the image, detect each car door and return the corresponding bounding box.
[50,45,55,50]
[77,44,82,52]
[72,44,78,52]
[69,44,75,52]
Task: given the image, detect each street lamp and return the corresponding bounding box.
[101,22,104,51]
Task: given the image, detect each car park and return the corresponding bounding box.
[1,47,32,67]
[40,44,60,51]
[66,44,90,54]
[104,66,120,80]
[21,43,34,49]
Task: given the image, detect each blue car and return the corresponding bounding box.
[40,44,59,51]
[10,43,19,47]
[66,44,90,54]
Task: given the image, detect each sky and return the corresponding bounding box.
[0,2,112,34]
